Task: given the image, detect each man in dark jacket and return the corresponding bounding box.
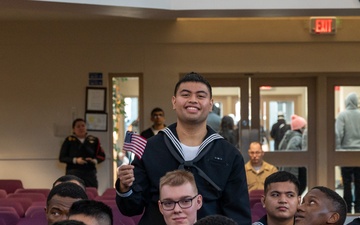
[140,107,166,139]
[116,72,251,225]
[270,112,290,150]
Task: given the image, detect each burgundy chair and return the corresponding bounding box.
[15,188,50,198]
[101,188,116,197]
[7,193,46,202]
[0,189,7,198]
[25,205,46,219]
[111,205,135,225]
[251,202,267,223]
[0,210,20,225]
[249,189,264,199]
[0,199,25,217]
[85,187,98,199]
[16,217,47,225]
[0,180,23,194]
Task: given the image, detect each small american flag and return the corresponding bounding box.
[123,131,147,159]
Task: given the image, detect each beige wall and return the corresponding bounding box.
[1,17,360,192]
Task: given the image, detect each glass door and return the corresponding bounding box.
[207,74,316,195]
[328,77,360,214]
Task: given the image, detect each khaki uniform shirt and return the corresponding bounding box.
[245,160,278,192]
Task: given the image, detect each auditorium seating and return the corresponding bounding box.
[0,199,26,217]
[7,193,47,203]
[0,210,20,225]
[15,188,50,198]
[0,180,23,194]
[251,202,267,223]
[25,205,46,219]
[16,217,47,225]
[0,189,7,198]
[85,187,98,200]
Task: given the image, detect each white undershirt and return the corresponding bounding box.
[180,143,200,161]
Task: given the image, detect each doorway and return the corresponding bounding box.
[206,74,316,194]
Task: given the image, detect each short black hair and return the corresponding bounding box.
[311,186,347,225]
[194,214,238,225]
[264,171,300,195]
[151,107,164,116]
[47,182,88,207]
[53,175,86,190]
[72,118,85,128]
[69,200,113,225]
[174,72,212,98]
[53,220,87,225]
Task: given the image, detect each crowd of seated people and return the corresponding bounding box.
[1,170,360,225]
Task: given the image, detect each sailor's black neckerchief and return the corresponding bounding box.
[161,125,224,191]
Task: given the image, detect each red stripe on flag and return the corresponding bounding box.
[123,131,147,159]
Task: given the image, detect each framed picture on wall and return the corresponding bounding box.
[85,112,107,131]
[86,87,106,112]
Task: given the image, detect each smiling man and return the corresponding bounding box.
[158,170,202,225]
[253,171,301,225]
[116,72,251,225]
[294,186,347,225]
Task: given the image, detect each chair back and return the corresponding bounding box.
[15,188,50,198]
[0,180,23,194]
[0,199,25,217]
[7,193,46,202]
[0,210,20,225]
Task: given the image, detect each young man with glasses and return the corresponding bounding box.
[140,107,166,139]
[245,141,278,192]
[158,170,203,225]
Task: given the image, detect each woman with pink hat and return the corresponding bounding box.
[278,114,307,194]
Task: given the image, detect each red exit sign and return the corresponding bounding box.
[310,17,336,34]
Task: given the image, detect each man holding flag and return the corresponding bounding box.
[116,72,251,225]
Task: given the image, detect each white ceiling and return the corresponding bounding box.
[1,0,360,20]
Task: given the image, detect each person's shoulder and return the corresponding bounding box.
[86,135,99,140]
[64,135,77,142]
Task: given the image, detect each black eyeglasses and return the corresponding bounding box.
[160,194,198,211]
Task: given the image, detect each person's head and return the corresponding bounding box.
[46,182,88,225]
[150,107,165,126]
[278,111,285,120]
[158,170,203,225]
[220,116,234,131]
[53,175,86,190]
[72,118,87,138]
[172,72,213,126]
[248,142,264,167]
[290,114,307,131]
[262,171,301,223]
[194,214,237,225]
[68,200,113,225]
[295,186,347,225]
[53,220,87,225]
[345,92,359,109]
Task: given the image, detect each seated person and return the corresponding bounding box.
[68,199,113,225]
[253,171,301,225]
[194,214,237,225]
[245,141,278,192]
[46,182,88,225]
[294,186,347,225]
[140,107,166,139]
[158,170,203,225]
[53,220,86,225]
[53,175,86,190]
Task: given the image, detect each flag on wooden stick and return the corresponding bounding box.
[123,131,147,159]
